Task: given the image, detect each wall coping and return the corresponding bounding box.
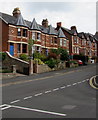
[6,51,29,64]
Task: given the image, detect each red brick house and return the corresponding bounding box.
[56,22,98,59]
[0,8,69,57]
[0,7,98,60]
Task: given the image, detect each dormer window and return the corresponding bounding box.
[17,28,21,36]
[23,29,27,37]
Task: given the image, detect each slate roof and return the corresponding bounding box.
[14,14,28,27]
[94,33,98,41]
[48,25,58,35]
[61,27,72,35]
[0,12,31,27]
[58,28,66,38]
[70,28,77,35]
[78,32,85,39]
[30,18,40,31]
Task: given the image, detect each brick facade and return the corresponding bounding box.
[0,8,98,59]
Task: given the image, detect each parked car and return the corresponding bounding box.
[77,60,83,66]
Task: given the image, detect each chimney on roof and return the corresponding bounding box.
[42,19,48,28]
[95,32,98,35]
[12,7,21,18]
[57,22,62,28]
[71,26,77,31]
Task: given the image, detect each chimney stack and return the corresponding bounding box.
[12,7,21,18]
[57,22,62,28]
[71,26,77,31]
[42,19,48,28]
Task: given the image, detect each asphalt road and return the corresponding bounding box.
[1,64,97,118]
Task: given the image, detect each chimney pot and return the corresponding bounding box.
[12,7,21,18]
[42,19,48,28]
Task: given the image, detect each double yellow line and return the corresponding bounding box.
[89,75,98,90]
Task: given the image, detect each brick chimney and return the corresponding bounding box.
[42,19,48,28]
[12,7,21,18]
[95,32,98,35]
[57,22,62,28]
[71,26,77,31]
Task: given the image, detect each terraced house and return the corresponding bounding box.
[56,22,98,59]
[0,8,98,60]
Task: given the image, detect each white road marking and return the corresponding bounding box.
[45,90,51,94]
[82,80,86,82]
[53,88,59,91]
[0,104,7,108]
[78,81,82,84]
[1,104,11,111]
[86,79,89,81]
[73,83,77,86]
[60,86,66,89]
[67,84,71,87]
[11,105,66,117]
[10,100,20,104]
[34,93,43,97]
[24,96,32,100]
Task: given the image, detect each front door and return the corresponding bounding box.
[10,43,14,56]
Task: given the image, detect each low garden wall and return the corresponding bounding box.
[34,61,67,74]
[2,52,29,75]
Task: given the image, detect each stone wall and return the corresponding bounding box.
[34,61,67,74]
[2,52,29,75]
[34,64,52,73]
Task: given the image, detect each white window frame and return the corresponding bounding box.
[63,40,66,46]
[60,38,62,46]
[32,32,35,40]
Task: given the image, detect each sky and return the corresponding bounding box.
[0,1,97,34]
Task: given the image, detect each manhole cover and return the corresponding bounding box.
[62,105,76,110]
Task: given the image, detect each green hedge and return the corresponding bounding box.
[0,52,6,61]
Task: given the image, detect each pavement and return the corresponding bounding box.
[0,64,97,119]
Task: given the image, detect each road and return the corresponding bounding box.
[1,64,97,119]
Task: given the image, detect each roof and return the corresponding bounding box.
[0,12,31,28]
[70,28,78,36]
[48,25,58,35]
[78,32,85,39]
[30,18,41,31]
[61,27,72,34]
[14,14,28,27]
[58,28,66,38]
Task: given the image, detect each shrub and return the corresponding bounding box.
[50,49,60,55]
[33,52,47,61]
[34,58,44,65]
[19,54,28,61]
[0,52,6,61]
[48,53,57,59]
[45,58,57,69]
[68,60,78,64]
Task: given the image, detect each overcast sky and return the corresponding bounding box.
[0,1,97,34]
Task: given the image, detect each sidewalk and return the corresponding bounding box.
[1,64,96,85]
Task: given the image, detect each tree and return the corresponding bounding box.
[58,48,69,61]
